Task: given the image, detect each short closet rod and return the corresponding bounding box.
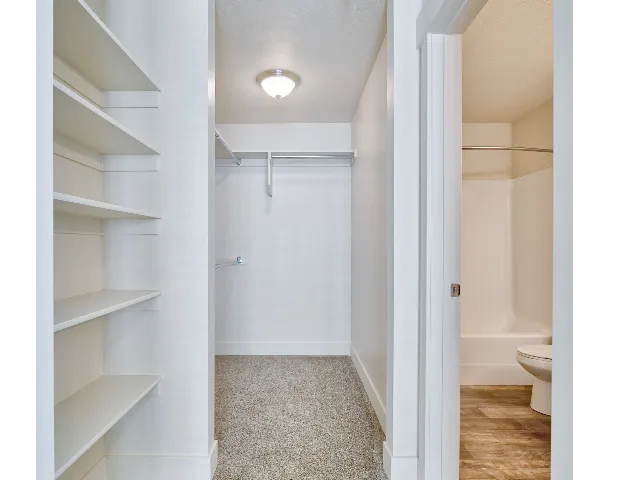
[269,154,355,166]
[215,256,243,270]
[215,131,241,165]
[462,146,553,153]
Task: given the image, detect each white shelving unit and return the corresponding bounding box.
[54,290,161,332]
[53,0,159,91]
[54,192,159,219]
[41,0,215,477]
[53,79,158,155]
[54,375,162,478]
[50,1,166,478]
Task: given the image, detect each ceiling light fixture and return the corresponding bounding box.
[256,69,300,99]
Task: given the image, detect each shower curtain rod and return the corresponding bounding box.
[462,146,553,153]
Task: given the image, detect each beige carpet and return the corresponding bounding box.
[214,356,387,480]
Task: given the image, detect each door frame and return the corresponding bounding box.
[416,3,487,479]
[415,1,573,479]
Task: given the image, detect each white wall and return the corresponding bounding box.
[351,37,387,430]
[552,0,572,477]
[37,1,54,478]
[207,0,216,463]
[216,123,351,152]
[215,123,352,355]
[461,180,513,334]
[513,99,553,177]
[385,0,421,476]
[512,168,553,333]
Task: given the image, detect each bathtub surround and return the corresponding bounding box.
[512,169,553,334]
[461,120,553,385]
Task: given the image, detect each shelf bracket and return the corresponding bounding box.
[267,151,273,197]
[215,130,241,165]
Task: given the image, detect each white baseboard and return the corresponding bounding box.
[216,341,350,356]
[350,346,386,432]
[104,452,214,480]
[383,442,418,480]
[461,364,535,385]
[209,441,218,479]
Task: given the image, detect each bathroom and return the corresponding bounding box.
[459,0,553,477]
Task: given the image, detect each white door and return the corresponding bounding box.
[417,33,462,480]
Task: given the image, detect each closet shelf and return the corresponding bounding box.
[54,193,160,219]
[53,79,158,155]
[54,290,161,332]
[54,0,159,91]
[216,150,356,167]
[55,375,162,478]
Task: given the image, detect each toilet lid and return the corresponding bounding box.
[517,344,552,360]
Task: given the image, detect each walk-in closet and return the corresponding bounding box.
[35,0,576,479]
[212,1,390,477]
[38,0,415,478]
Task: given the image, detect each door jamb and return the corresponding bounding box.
[415,2,486,479]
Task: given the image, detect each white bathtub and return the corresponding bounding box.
[460,328,551,385]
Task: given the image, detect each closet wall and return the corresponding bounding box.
[350,37,388,430]
[215,123,352,355]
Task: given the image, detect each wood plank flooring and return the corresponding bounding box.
[460,386,551,480]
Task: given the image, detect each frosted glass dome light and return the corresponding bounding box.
[256,69,300,99]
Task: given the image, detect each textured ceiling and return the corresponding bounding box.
[462,0,553,122]
[215,0,386,124]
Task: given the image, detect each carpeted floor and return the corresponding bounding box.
[214,356,387,480]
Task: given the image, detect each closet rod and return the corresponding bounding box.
[215,131,241,165]
[215,256,243,270]
[270,155,354,159]
[269,154,355,166]
[462,146,553,153]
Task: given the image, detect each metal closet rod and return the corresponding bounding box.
[268,154,355,167]
[269,154,354,159]
[215,256,243,270]
[462,146,553,153]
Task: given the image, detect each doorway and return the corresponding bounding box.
[417,0,572,479]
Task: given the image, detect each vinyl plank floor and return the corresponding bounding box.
[460,386,550,480]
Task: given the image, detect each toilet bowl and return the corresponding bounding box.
[516,344,552,415]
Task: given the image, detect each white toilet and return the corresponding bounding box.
[516,344,552,415]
